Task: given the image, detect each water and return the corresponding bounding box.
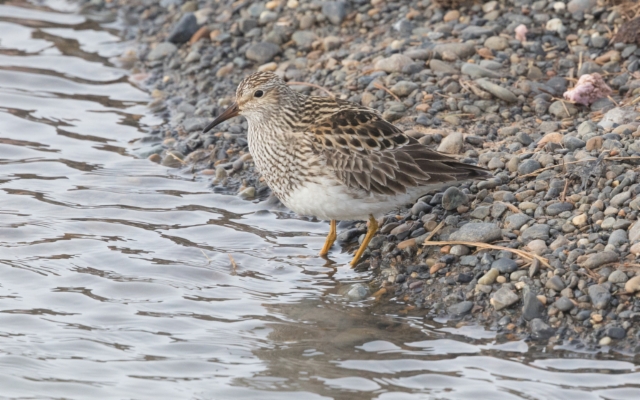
[0,1,639,399]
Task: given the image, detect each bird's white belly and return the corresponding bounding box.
[281,177,418,221]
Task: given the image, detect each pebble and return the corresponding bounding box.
[391,81,418,97]
[447,301,474,316]
[441,186,467,210]
[484,36,509,51]
[437,132,463,154]
[523,290,545,321]
[322,1,347,25]
[546,275,565,291]
[491,287,519,311]
[478,268,499,285]
[582,252,618,269]
[522,224,550,241]
[167,13,199,44]
[147,42,177,61]
[588,284,611,309]
[554,296,574,312]
[518,159,541,175]
[530,318,555,340]
[246,42,280,63]
[492,258,517,274]
[461,63,501,79]
[344,283,370,301]
[624,275,640,293]
[475,79,518,103]
[374,54,413,73]
[449,223,501,243]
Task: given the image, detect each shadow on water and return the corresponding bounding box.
[0,1,639,399]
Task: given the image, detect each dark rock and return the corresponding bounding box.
[449,223,502,243]
[441,187,467,210]
[530,318,555,340]
[246,42,280,63]
[523,290,545,321]
[492,257,517,274]
[447,301,474,316]
[554,296,574,312]
[546,202,574,216]
[546,275,565,291]
[322,1,347,25]
[588,284,611,309]
[606,326,626,339]
[167,13,199,44]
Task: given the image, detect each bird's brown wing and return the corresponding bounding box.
[309,109,490,196]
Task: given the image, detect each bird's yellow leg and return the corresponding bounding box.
[319,219,337,257]
[350,215,378,267]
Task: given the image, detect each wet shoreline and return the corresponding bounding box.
[84,0,640,353]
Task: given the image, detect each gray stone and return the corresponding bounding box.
[484,36,509,51]
[322,1,347,25]
[434,43,476,59]
[429,59,458,74]
[470,206,491,219]
[588,284,611,309]
[582,252,618,269]
[568,0,597,13]
[611,191,631,207]
[344,283,370,301]
[546,275,565,291]
[450,223,502,243]
[374,54,413,73]
[629,221,640,242]
[505,214,532,230]
[441,186,467,210]
[475,79,518,103]
[147,42,177,61]
[522,224,550,241]
[523,290,544,321]
[554,296,574,312]
[246,42,280,63]
[606,326,626,339]
[549,101,578,117]
[518,159,541,175]
[607,229,628,246]
[562,135,586,151]
[530,318,555,340]
[492,257,517,274]
[578,61,603,77]
[167,13,199,44]
[461,63,501,79]
[291,30,317,49]
[391,81,419,97]
[546,202,574,216]
[492,287,519,311]
[608,270,629,283]
[447,301,474,316]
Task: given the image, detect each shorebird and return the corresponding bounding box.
[203,72,490,266]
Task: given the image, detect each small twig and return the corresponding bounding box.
[168,152,186,164]
[287,81,335,98]
[228,254,238,275]
[200,249,212,262]
[372,81,401,102]
[560,178,569,202]
[424,220,445,242]
[423,240,551,267]
[608,95,619,107]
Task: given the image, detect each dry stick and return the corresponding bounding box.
[424,220,445,242]
[287,81,335,98]
[372,81,401,102]
[228,254,238,274]
[518,155,640,181]
[423,240,551,268]
[560,178,570,202]
[200,249,212,262]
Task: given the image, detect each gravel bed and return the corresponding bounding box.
[81,0,640,352]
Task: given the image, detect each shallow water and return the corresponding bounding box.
[0,1,639,399]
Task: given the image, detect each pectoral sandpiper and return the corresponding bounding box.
[204,72,490,266]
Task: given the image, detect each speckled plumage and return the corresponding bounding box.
[204,72,490,264]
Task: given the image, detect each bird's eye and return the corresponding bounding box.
[254,90,264,98]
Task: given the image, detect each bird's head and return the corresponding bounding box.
[203,71,290,133]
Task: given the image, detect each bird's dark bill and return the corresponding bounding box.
[202,102,239,133]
